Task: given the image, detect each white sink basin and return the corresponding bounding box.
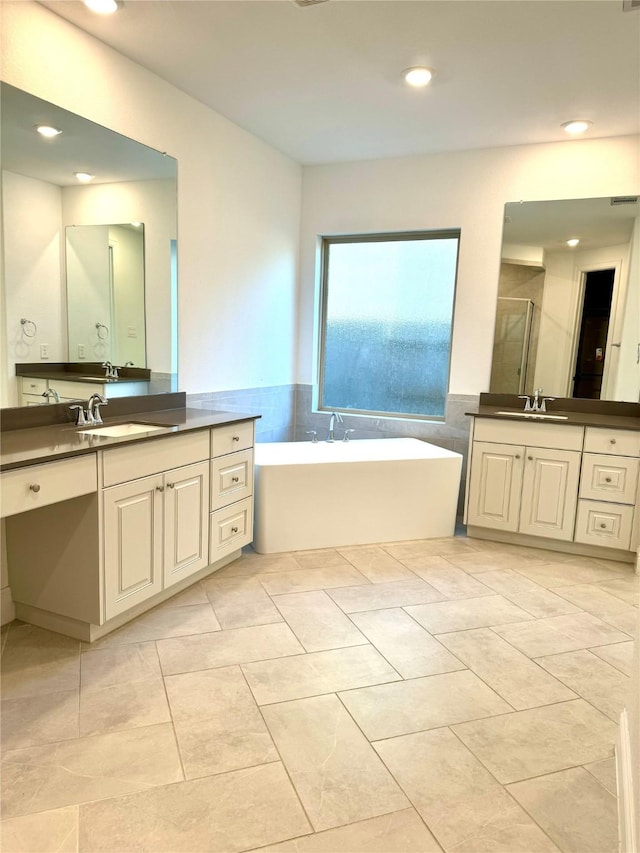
[495,411,569,421]
[79,422,175,437]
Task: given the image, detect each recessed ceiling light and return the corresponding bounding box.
[36,125,62,138]
[83,0,121,14]
[74,172,95,183]
[566,238,580,247]
[561,120,593,135]
[402,67,434,88]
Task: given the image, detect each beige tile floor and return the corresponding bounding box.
[1,534,638,853]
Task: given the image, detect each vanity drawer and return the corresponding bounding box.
[20,377,48,395]
[209,497,253,560]
[1,455,97,518]
[580,454,639,504]
[473,418,583,451]
[210,421,254,458]
[102,431,210,487]
[211,449,253,510]
[574,499,634,551]
[583,428,640,457]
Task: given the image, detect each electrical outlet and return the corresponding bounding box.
[77,344,86,359]
[40,343,49,359]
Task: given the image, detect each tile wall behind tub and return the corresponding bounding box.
[188,386,476,514]
[188,385,297,443]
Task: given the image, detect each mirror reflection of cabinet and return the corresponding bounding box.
[490,197,640,403]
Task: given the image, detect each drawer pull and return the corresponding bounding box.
[610,438,617,445]
[156,485,165,493]
[232,435,240,442]
[167,482,175,489]
[231,476,240,483]
[605,477,612,483]
[231,526,239,534]
[29,483,41,493]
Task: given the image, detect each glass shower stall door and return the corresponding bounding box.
[489,297,534,395]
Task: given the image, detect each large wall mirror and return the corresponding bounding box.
[0,83,178,407]
[490,196,639,403]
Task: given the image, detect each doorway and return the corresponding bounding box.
[571,268,615,399]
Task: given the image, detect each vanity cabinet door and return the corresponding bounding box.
[163,461,210,589]
[519,447,581,541]
[103,474,163,619]
[467,441,524,532]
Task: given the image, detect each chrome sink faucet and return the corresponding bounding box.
[326,412,343,442]
[88,393,108,424]
[102,361,119,379]
[70,393,108,426]
[518,388,555,413]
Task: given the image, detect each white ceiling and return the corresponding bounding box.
[39,0,640,165]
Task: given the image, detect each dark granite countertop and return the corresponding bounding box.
[18,370,148,385]
[466,404,640,432]
[466,393,640,432]
[0,404,259,471]
[16,362,151,386]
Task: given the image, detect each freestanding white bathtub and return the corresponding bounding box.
[253,437,463,554]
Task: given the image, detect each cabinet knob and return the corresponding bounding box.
[610,438,616,445]
[231,476,239,483]
[605,477,612,483]
[515,454,521,460]
[527,455,533,461]
[156,485,165,493]
[29,483,41,493]
[231,526,239,534]
[232,435,240,442]
[600,523,607,529]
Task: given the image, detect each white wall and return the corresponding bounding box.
[2,1,302,396]
[299,140,640,396]
[2,171,65,407]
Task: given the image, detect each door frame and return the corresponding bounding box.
[566,259,623,398]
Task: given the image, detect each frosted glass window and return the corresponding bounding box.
[319,231,459,419]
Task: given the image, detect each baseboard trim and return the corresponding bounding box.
[0,584,15,626]
[13,550,241,641]
[466,526,635,564]
[616,708,637,853]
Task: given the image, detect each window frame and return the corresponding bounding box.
[317,229,461,422]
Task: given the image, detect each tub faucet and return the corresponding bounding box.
[326,412,343,442]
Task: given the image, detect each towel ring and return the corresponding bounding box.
[20,318,37,338]
[95,322,109,340]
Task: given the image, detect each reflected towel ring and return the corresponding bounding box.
[95,322,109,340]
[20,318,37,338]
